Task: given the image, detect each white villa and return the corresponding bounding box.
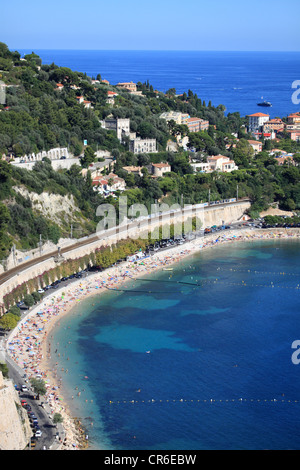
[191,155,238,174]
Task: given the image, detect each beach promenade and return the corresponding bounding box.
[4,227,300,450]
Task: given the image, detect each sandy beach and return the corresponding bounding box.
[5,227,300,449]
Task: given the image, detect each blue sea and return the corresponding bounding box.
[49,239,300,450]
[19,49,300,118]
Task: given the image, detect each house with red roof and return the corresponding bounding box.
[92,173,126,195]
[287,112,300,125]
[151,162,171,177]
[106,90,119,105]
[186,117,209,132]
[84,100,92,109]
[248,140,262,153]
[263,118,285,134]
[207,155,238,173]
[248,112,269,133]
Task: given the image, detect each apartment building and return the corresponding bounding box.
[129,137,157,154]
[263,118,285,133]
[186,117,209,132]
[286,130,300,142]
[287,112,300,125]
[159,112,206,130]
[101,118,131,141]
[248,113,270,132]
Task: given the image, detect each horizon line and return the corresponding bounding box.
[14,48,300,53]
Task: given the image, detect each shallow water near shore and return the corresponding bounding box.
[49,239,300,450]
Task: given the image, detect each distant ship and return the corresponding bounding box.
[257,97,272,107]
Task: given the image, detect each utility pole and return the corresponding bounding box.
[236,184,239,201]
[70,224,73,239]
[208,188,211,204]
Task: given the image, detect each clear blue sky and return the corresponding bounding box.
[2,0,300,51]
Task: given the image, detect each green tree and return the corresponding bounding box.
[8,305,21,317]
[53,413,64,425]
[32,292,42,303]
[30,378,47,399]
[24,52,42,67]
[80,146,96,168]
[23,294,34,308]
[0,313,19,331]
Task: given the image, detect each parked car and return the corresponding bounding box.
[35,430,42,438]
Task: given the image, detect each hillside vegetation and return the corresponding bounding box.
[0,41,299,260]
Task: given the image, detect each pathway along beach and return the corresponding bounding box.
[5,228,300,450]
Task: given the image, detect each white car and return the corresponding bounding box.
[21,385,28,392]
[38,289,45,293]
[35,430,42,437]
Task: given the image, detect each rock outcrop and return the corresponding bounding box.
[0,372,32,450]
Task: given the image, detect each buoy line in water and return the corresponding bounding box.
[108,397,300,405]
[215,266,300,277]
[105,278,300,294]
[182,266,300,277]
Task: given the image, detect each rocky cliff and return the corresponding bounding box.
[0,371,32,450]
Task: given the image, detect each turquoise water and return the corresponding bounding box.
[49,240,300,450]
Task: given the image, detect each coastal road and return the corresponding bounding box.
[0,199,250,287]
[5,354,59,450]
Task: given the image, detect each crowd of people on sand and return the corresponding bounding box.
[5,227,300,449]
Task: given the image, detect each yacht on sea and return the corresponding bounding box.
[257,97,272,107]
